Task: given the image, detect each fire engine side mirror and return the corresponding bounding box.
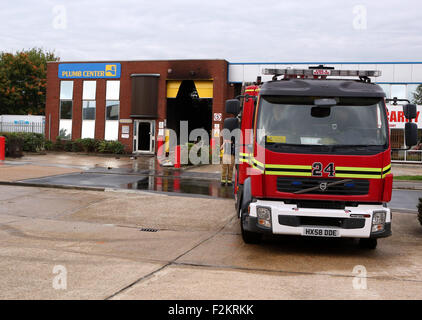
[405,122,418,147]
[223,118,239,131]
[403,104,417,119]
[226,99,241,115]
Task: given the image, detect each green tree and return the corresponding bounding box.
[0,48,59,115]
[412,84,422,104]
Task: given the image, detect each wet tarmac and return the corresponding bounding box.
[20,171,235,199]
[390,189,421,212]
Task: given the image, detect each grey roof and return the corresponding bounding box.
[259,79,386,98]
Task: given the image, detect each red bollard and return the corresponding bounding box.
[174,145,181,169]
[157,137,164,157]
[0,136,5,161]
[210,137,215,149]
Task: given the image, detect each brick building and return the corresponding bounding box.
[45,59,240,153]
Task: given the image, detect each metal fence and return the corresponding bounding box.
[390,128,422,164]
[392,149,422,164]
[0,122,45,135]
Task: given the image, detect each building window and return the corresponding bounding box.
[106,80,120,100]
[379,83,422,104]
[105,81,120,141]
[60,101,72,119]
[83,101,96,120]
[391,84,406,100]
[82,81,96,139]
[59,81,73,139]
[60,80,73,100]
[106,101,119,120]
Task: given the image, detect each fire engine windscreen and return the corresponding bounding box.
[256,96,388,152]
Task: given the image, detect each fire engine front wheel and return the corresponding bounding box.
[240,211,263,244]
[359,238,378,250]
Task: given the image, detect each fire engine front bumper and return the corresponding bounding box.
[244,200,392,239]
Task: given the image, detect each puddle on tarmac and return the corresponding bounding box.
[18,155,233,199]
[124,174,234,199]
[21,171,234,199]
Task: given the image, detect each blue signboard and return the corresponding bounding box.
[58,63,121,79]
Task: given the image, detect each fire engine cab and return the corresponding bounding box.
[224,65,418,249]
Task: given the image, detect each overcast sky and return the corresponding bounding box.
[1,0,421,62]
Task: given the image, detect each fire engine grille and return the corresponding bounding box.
[276,177,369,196]
[278,215,366,229]
[283,200,351,210]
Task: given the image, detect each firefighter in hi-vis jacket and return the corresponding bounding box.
[220,136,235,186]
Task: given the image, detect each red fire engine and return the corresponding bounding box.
[224,66,418,249]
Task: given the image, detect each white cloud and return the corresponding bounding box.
[0,0,421,62]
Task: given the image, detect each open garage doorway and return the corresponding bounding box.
[166,80,213,142]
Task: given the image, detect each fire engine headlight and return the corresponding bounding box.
[371,211,386,232]
[257,207,271,220]
[257,207,272,228]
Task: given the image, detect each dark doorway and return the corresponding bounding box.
[138,122,151,151]
[166,80,212,142]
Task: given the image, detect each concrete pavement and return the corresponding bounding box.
[0,184,422,300]
[391,163,422,176]
[393,180,422,191]
[0,163,82,182]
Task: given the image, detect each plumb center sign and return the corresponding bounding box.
[58,63,121,79]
